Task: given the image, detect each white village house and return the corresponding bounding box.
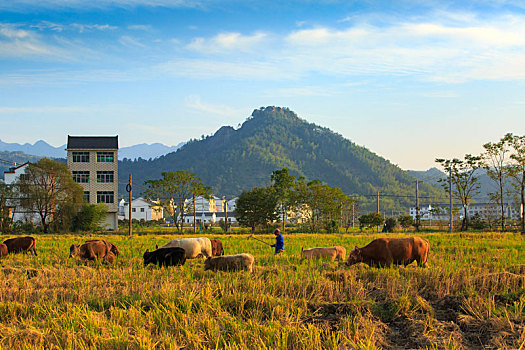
[182,196,238,225]
[119,197,163,221]
[2,162,38,223]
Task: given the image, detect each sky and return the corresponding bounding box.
[1,0,525,170]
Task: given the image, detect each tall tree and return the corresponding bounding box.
[507,133,525,233]
[14,158,83,233]
[482,137,512,231]
[234,187,279,233]
[271,168,296,233]
[0,182,14,233]
[436,155,482,231]
[144,170,205,231]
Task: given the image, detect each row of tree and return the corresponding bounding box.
[435,133,525,232]
[0,158,107,233]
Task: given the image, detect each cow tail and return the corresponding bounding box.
[421,241,429,267]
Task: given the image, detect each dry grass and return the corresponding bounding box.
[0,232,524,349]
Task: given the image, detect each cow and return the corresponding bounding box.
[3,236,37,255]
[69,240,114,264]
[0,243,7,258]
[345,237,429,268]
[143,247,186,267]
[204,253,255,273]
[301,246,347,262]
[85,240,120,256]
[159,237,212,259]
[210,239,224,256]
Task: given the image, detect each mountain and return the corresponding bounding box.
[0,139,183,161]
[119,142,184,160]
[119,106,445,211]
[0,139,65,158]
[0,151,43,176]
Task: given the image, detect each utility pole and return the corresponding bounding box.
[415,180,420,232]
[224,197,229,233]
[449,167,453,233]
[127,174,132,237]
[377,191,380,232]
[193,194,196,234]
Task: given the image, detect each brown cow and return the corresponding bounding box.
[0,243,7,258]
[345,237,429,268]
[210,239,224,256]
[204,253,255,272]
[301,246,346,262]
[3,236,37,255]
[85,240,120,256]
[69,240,114,264]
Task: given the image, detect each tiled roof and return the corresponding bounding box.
[67,136,118,150]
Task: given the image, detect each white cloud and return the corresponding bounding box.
[187,32,268,54]
[0,0,204,11]
[119,35,146,48]
[185,95,242,117]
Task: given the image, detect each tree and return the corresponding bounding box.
[271,168,296,233]
[507,133,525,233]
[144,171,205,232]
[384,217,397,233]
[435,154,482,231]
[295,179,353,232]
[234,187,279,233]
[14,158,83,233]
[0,182,14,233]
[482,136,512,231]
[358,212,384,230]
[72,203,108,231]
[398,215,413,231]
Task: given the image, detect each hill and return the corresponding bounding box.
[120,106,444,212]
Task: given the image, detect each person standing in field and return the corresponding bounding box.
[271,228,284,254]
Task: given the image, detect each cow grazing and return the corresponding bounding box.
[3,236,37,255]
[345,237,429,268]
[204,253,255,273]
[301,246,347,262]
[69,240,114,264]
[210,239,224,256]
[85,240,120,256]
[0,243,7,258]
[143,247,186,267]
[159,237,212,259]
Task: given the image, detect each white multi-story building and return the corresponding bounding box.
[2,162,38,223]
[410,203,521,221]
[182,196,238,225]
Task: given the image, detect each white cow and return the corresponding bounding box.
[159,237,212,259]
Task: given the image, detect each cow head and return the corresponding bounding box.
[69,244,80,258]
[110,244,120,256]
[143,249,153,266]
[204,257,213,271]
[345,246,362,266]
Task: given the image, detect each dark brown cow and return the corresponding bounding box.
[0,243,7,258]
[3,236,37,255]
[69,240,114,264]
[85,240,120,256]
[210,239,224,256]
[346,237,429,268]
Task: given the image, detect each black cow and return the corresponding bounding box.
[3,236,37,255]
[143,247,186,267]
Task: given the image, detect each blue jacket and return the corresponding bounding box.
[271,234,284,253]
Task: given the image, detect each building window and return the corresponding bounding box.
[97,171,114,183]
[83,191,90,203]
[132,208,136,212]
[140,208,145,212]
[73,152,89,163]
[97,152,114,163]
[73,171,90,183]
[19,173,29,181]
[97,191,114,204]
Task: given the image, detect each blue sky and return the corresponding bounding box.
[1,0,525,170]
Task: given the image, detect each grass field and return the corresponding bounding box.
[1,232,525,349]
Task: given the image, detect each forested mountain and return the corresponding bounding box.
[0,151,43,175]
[120,106,444,212]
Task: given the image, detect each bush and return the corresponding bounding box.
[384,218,397,233]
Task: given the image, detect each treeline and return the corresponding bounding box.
[434,133,525,232]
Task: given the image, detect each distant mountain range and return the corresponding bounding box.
[0,139,184,160]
